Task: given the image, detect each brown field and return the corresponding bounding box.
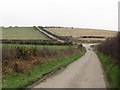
[45,28,117,38]
[77,38,106,41]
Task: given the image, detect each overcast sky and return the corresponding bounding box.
[0,0,119,31]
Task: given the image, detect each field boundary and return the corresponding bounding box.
[1,39,73,45]
[36,27,61,41]
[2,48,86,88]
[38,27,69,41]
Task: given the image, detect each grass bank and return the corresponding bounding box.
[94,47,119,89]
[2,48,86,88]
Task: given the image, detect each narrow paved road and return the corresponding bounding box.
[33,44,106,88]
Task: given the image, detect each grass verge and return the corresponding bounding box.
[94,47,120,89]
[2,48,86,88]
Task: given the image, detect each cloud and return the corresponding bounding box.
[0,0,119,30]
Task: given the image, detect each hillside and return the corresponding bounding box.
[45,28,117,41]
[1,27,50,40]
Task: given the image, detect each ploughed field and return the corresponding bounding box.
[45,28,117,41]
[1,27,49,40]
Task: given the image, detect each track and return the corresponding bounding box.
[37,27,64,42]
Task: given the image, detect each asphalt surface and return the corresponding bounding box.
[32,44,106,88]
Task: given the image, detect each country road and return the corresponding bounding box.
[32,44,107,88]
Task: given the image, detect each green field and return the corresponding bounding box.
[1,44,76,49]
[2,27,49,40]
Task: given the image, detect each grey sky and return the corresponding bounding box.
[0,0,119,31]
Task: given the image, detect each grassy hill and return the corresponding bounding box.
[1,27,117,41]
[1,27,49,40]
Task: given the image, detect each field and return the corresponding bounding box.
[45,28,117,41]
[1,27,49,40]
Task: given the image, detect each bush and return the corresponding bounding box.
[2,46,82,75]
[97,32,119,66]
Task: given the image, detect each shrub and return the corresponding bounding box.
[97,32,119,65]
[2,45,83,75]
[13,61,31,73]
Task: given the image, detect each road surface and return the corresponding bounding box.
[32,44,106,88]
